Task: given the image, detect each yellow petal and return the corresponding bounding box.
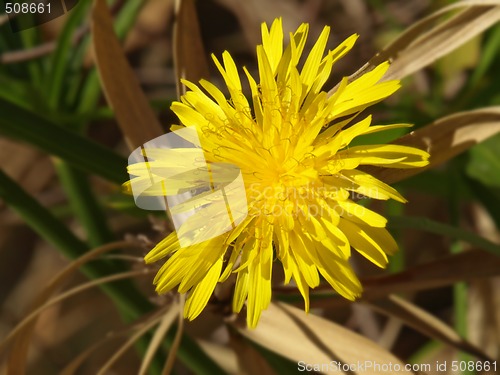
[300,26,330,99]
[261,18,283,74]
[339,218,398,266]
[184,256,223,320]
[336,144,430,170]
[313,248,362,300]
[145,232,180,263]
[336,199,387,227]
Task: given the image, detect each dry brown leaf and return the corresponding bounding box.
[329,0,500,92]
[235,302,417,375]
[468,279,500,360]
[308,249,500,310]
[173,0,210,96]
[367,295,492,362]
[384,4,500,82]
[91,0,164,150]
[362,107,500,184]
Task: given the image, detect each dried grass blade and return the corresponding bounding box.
[363,107,500,184]
[62,308,180,375]
[138,302,180,375]
[3,268,154,367]
[60,332,127,375]
[173,0,210,96]
[91,0,164,150]
[162,295,185,375]
[367,295,493,361]
[96,307,168,375]
[0,241,138,371]
[235,302,416,375]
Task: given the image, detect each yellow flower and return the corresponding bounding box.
[125,18,429,328]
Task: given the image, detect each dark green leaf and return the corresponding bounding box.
[466,133,500,187]
[0,98,127,184]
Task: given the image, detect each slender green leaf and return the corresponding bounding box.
[466,133,500,187]
[54,160,115,247]
[0,169,150,318]
[0,98,127,184]
[47,0,91,109]
[469,24,500,86]
[388,216,500,256]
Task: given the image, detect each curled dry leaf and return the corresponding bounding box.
[173,0,210,96]
[235,302,416,375]
[362,107,500,184]
[91,0,164,150]
[329,0,500,91]
[367,295,493,362]
[383,2,500,81]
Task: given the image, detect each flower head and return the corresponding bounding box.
[125,18,429,328]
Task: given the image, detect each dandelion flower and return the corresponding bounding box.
[125,18,430,328]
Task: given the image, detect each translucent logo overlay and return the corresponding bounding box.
[127,127,248,248]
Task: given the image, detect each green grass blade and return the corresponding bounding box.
[46,0,91,110]
[0,169,149,318]
[388,216,500,256]
[0,98,128,184]
[54,159,115,247]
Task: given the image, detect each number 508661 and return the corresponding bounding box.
[5,2,52,14]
